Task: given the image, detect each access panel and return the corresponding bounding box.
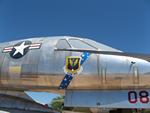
[65,89,150,108]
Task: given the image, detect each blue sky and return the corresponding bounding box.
[0,0,150,104]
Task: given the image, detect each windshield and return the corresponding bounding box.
[68,39,96,50]
[84,39,121,52]
[56,39,70,49]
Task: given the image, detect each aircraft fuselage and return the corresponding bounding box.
[0,37,150,92]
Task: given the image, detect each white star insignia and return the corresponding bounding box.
[13,42,29,56]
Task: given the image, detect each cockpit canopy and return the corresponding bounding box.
[56,37,121,52]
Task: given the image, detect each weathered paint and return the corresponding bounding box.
[0,36,150,93]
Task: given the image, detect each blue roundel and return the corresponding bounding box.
[10,41,32,59]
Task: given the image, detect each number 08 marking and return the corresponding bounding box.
[128,91,149,104]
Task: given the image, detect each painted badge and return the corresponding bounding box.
[65,56,81,74]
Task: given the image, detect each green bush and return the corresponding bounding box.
[50,96,64,111]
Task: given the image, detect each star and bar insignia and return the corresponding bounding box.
[3,41,42,59]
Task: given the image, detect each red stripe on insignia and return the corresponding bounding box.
[30,43,41,46]
[3,47,13,52]
[4,47,13,50]
[30,45,40,47]
[29,43,41,49]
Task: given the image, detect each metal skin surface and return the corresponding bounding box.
[0,36,150,93]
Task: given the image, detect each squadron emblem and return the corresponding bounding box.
[65,56,81,74]
[60,53,90,89]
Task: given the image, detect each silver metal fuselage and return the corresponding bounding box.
[0,37,150,93]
